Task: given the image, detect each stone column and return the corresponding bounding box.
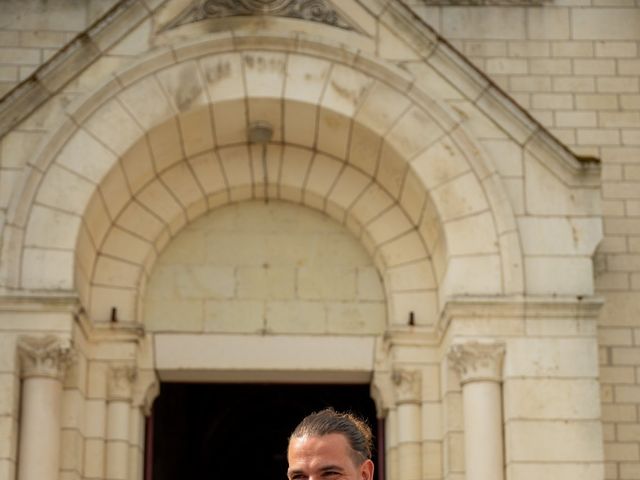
[17,336,73,480]
[392,369,422,480]
[106,366,136,480]
[385,408,399,480]
[448,342,505,480]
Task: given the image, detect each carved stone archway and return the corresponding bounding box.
[3,33,521,321]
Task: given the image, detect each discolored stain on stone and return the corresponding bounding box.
[451,105,469,121]
[175,68,203,112]
[243,54,286,74]
[570,220,580,247]
[205,61,232,85]
[321,112,343,129]
[443,142,455,156]
[329,81,368,108]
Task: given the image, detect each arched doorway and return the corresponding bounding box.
[150,383,379,480]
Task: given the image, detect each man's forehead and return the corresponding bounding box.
[290,432,349,447]
[287,434,354,475]
[288,433,363,470]
[288,432,352,456]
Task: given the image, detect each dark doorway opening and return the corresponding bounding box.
[150,383,379,480]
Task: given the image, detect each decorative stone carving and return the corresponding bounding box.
[421,0,543,4]
[108,365,137,401]
[448,341,505,385]
[164,0,352,31]
[392,369,422,405]
[18,336,74,380]
[133,370,160,416]
[371,371,395,417]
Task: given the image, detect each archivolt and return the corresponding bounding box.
[1,32,522,323]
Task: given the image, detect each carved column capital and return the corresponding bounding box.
[448,341,505,385]
[108,365,137,401]
[392,369,422,405]
[18,335,74,381]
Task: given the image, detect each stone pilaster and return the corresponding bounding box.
[17,336,74,480]
[106,365,136,480]
[108,365,137,401]
[392,368,422,480]
[448,341,505,480]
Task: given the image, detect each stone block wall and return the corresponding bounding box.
[408,3,640,157]
[405,2,640,478]
[0,0,119,97]
[144,201,387,335]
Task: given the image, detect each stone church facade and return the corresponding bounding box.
[0,1,638,479]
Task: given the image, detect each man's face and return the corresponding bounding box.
[287,433,374,480]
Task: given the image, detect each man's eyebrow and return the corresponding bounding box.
[287,464,346,477]
[318,464,345,472]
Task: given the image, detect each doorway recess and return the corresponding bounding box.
[150,383,379,479]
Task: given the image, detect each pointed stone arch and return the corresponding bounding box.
[2,32,522,326]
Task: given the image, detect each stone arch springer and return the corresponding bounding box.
[2,31,523,329]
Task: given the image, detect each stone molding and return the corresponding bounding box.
[133,370,160,415]
[437,296,604,339]
[371,371,395,417]
[162,0,352,31]
[392,369,422,405]
[448,341,505,385]
[108,365,137,401]
[17,335,74,380]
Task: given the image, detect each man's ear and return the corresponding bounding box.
[360,459,374,480]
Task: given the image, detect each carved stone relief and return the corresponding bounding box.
[392,368,422,405]
[448,341,505,384]
[17,335,74,380]
[164,0,352,31]
[371,371,395,416]
[419,0,543,4]
[108,365,137,401]
[133,370,160,415]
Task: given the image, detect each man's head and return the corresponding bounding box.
[287,408,374,480]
